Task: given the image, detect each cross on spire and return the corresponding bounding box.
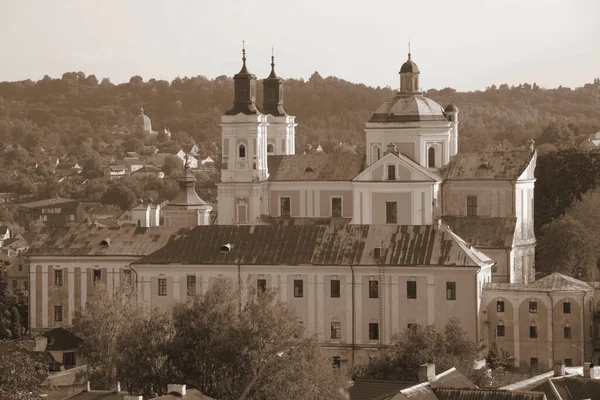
[408,40,411,59]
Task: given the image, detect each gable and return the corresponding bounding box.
[354,152,441,182]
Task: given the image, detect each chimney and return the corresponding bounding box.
[167,384,186,396]
[115,382,121,392]
[583,362,596,379]
[418,363,436,383]
[84,381,91,392]
[553,363,566,377]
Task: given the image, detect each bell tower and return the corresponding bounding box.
[217,44,270,225]
[262,49,296,155]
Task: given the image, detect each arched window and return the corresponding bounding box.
[239,144,246,158]
[428,147,436,168]
[371,145,381,163]
[267,143,274,153]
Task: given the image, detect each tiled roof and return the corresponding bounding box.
[135,225,493,268]
[433,388,546,400]
[349,380,413,400]
[429,368,477,390]
[369,94,447,123]
[485,273,594,292]
[529,375,600,400]
[19,231,38,245]
[132,165,162,173]
[268,154,365,181]
[27,226,188,257]
[441,150,533,180]
[442,217,516,248]
[19,197,79,209]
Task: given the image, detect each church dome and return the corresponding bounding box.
[369,94,447,123]
[133,107,152,133]
[400,58,419,74]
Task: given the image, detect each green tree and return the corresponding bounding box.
[537,214,598,280]
[0,346,48,400]
[352,318,488,386]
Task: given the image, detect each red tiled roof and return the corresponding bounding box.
[442,150,533,180]
[268,154,365,181]
[135,225,492,268]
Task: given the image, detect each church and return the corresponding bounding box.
[216,47,536,285]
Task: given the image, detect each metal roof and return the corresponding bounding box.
[268,154,365,181]
[441,150,533,180]
[27,226,188,257]
[18,197,79,209]
[134,224,493,268]
[484,273,594,292]
[442,217,516,248]
[369,94,447,123]
[433,388,546,400]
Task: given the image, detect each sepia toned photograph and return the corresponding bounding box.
[0,0,599,399]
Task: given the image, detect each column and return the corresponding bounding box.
[345,274,353,346]
[30,267,36,330]
[308,274,316,333]
[427,275,435,325]
[68,269,75,324]
[80,269,87,309]
[106,268,114,295]
[316,274,324,341]
[355,279,363,343]
[41,267,48,329]
[391,276,399,337]
[513,298,520,366]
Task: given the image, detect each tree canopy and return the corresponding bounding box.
[0,345,48,400]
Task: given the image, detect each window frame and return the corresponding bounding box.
[330,279,341,298]
[529,325,538,339]
[564,326,572,339]
[257,278,267,294]
[54,304,63,322]
[385,201,397,224]
[238,144,246,159]
[387,164,396,181]
[497,324,505,337]
[466,195,478,216]
[293,279,303,298]
[407,280,417,299]
[279,197,291,217]
[54,269,63,286]
[428,147,436,168]
[93,269,102,285]
[158,278,167,296]
[563,302,571,314]
[369,280,379,299]
[369,322,379,341]
[331,197,343,218]
[497,300,505,313]
[186,275,196,296]
[267,143,275,154]
[331,321,341,340]
[529,301,538,313]
[446,282,456,300]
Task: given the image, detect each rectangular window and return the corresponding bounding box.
[122,269,133,286]
[93,269,102,285]
[407,281,417,299]
[331,197,342,218]
[257,279,267,293]
[158,278,167,296]
[280,197,291,217]
[369,323,379,340]
[12,280,17,289]
[497,325,505,337]
[63,352,76,366]
[466,195,477,216]
[529,301,537,313]
[530,326,538,338]
[407,323,417,331]
[497,301,505,313]
[369,280,379,299]
[331,322,341,339]
[563,302,571,314]
[330,279,341,298]
[332,356,341,369]
[385,202,397,224]
[530,358,538,368]
[55,269,63,286]
[446,282,456,300]
[187,275,196,296]
[564,326,572,339]
[54,305,63,322]
[387,165,396,180]
[294,279,303,298]
[565,358,573,367]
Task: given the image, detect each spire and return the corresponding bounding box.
[408,40,411,60]
[262,47,286,116]
[226,42,259,115]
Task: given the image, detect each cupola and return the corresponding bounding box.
[225,42,259,115]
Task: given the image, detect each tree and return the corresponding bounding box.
[72,283,143,389]
[171,280,348,400]
[486,342,513,371]
[537,214,598,280]
[0,346,48,400]
[162,155,183,176]
[352,318,488,386]
[100,184,137,210]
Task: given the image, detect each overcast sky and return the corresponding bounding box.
[1,0,599,91]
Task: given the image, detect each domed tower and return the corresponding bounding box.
[365,51,457,169]
[217,44,270,225]
[133,107,152,134]
[262,50,296,155]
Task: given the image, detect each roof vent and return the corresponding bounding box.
[374,247,381,260]
[305,167,314,173]
[220,243,233,253]
[478,162,490,170]
[100,238,111,247]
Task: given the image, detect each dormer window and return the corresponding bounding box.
[267,143,274,154]
[238,144,246,159]
[305,167,314,173]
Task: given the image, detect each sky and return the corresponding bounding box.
[1,0,599,92]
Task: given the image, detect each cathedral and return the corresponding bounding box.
[216,48,536,285]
